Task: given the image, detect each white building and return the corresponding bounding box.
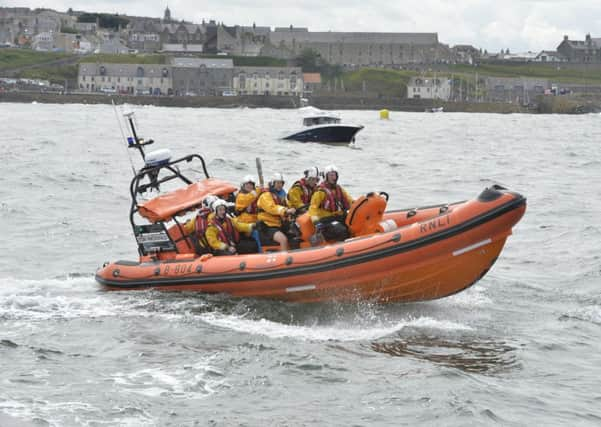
[32,31,54,51]
[407,76,451,100]
[232,66,303,96]
[78,63,172,95]
[535,50,567,62]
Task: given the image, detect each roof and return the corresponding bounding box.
[78,63,169,77]
[302,73,321,84]
[407,76,451,86]
[170,57,233,68]
[240,25,271,37]
[234,66,302,75]
[270,30,438,45]
[161,44,204,53]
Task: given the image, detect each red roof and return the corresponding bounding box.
[303,73,322,84]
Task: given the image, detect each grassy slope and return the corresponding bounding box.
[340,68,414,97]
[79,54,167,64]
[448,63,601,84]
[0,48,69,69]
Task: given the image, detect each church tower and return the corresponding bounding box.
[164,6,171,22]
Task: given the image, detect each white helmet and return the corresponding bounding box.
[323,164,339,180]
[202,194,218,209]
[211,198,228,213]
[304,166,320,179]
[270,172,285,186]
[240,174,255,187]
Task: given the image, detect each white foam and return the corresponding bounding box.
[110,359,226,399]
[199,312,471,342]
[567,305,601,325]
[0,276,186,323]
[437,285,493,306]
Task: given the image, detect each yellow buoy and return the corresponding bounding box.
[379,109,389,120]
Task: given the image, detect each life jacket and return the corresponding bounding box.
[211,215,240,246]
[291,179,313,205]
[319,183,350,212]
[194,208,211,236]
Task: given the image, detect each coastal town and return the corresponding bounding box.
[1,5,601,112]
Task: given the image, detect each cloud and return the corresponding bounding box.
[3,0,600,51]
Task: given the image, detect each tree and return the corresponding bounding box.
[296,48,321,72]
[77,13,129,30]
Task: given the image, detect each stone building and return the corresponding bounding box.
[0,7,75,45]
[78,62,172,95]
[407,76,451,100]
[217,24,270,56]
[126,20,204,52]
[171,57,233,96]
[126,6,204,53]
[267,27,451,67]
[557,34,601,63]
[232,66,303,96]
[485,77,548,103]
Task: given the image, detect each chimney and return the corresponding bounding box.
[563,35,568,41]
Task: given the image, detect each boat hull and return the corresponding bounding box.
[96,189,526,303]
[282,124,364,144]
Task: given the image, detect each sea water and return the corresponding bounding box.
[0,103,600,426]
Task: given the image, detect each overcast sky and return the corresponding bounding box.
[5,0,601,52]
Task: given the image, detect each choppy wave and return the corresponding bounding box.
[560,305,601,325]
[198,310,471,342]
[2,103,601,425]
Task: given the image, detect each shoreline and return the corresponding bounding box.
[1,91,599,114]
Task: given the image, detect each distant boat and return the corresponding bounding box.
[282,106,364,144]
[426,107,444,113]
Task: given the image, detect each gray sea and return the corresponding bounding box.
[0,102,600,426]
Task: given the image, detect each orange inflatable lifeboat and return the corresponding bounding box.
[95,114,526,303]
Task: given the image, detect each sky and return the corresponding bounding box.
[5,0,601,52]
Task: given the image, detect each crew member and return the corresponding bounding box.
[235,175,261,224]
[287,167,320,214]
[183,194,218,254]
[257,173,296,251]
[308,164,353,241]
[205,199,256,255]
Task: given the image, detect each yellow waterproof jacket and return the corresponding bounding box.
[183,211,214,248]
[257,191,288,228]
[308,186,353,223]
[205,216,253,251]
[235,189,261,224]
[287,181,313,210]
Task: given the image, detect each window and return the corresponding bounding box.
[239,73,246,89]
[162,68,169,77]
[99,66,106,76]
[136,67,144,77]
[290,72,297,89]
